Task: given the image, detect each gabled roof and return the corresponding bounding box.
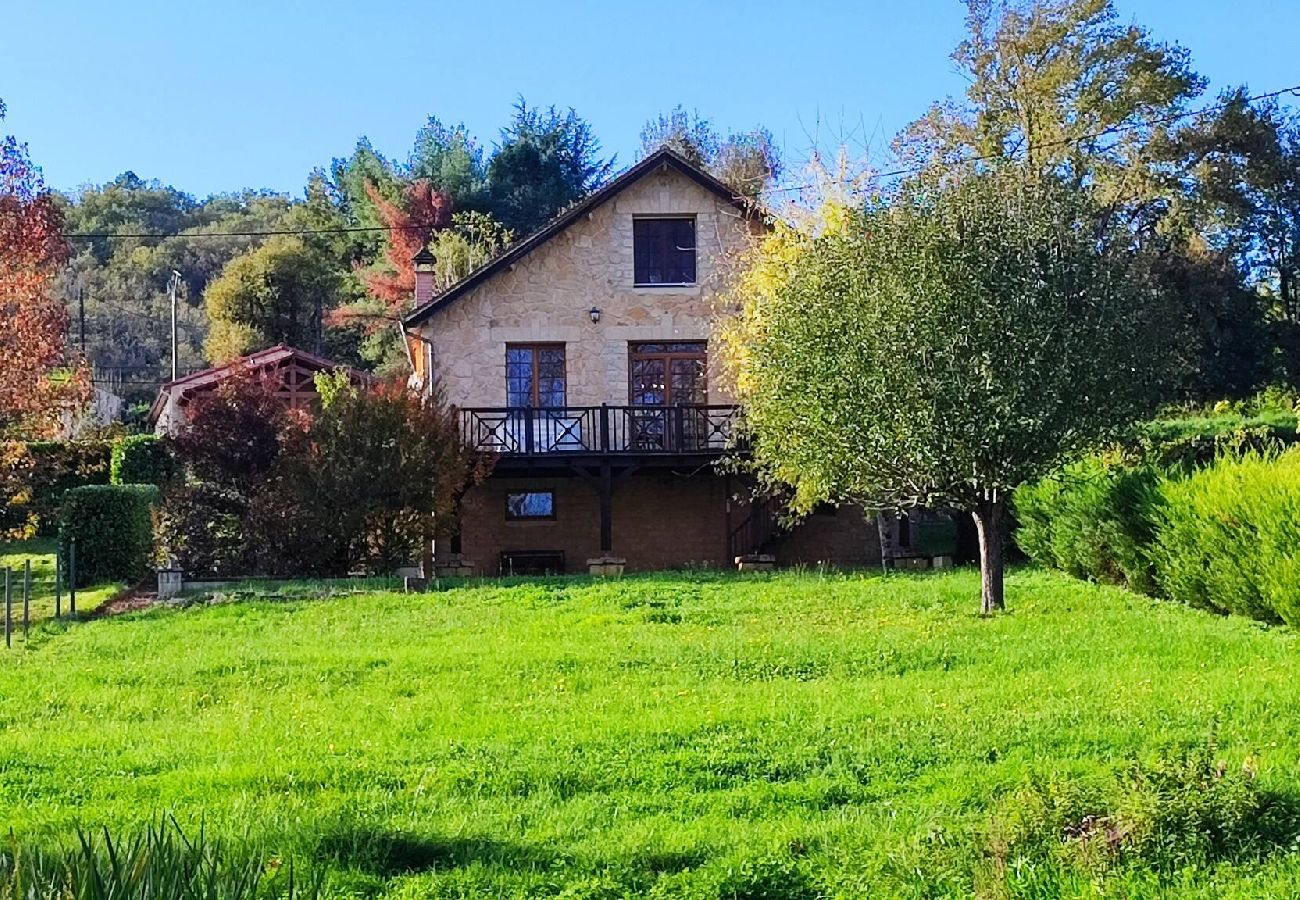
[402,147,759,327]
[148,344,366,424]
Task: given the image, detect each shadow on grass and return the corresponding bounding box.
[312,826,560,877]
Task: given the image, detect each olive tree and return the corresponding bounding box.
[721,170,1176,613]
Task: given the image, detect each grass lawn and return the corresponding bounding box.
[0,538,122,627]
[2,568,1299,897]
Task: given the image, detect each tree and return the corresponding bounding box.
[358,180,453,314]
[203,234,340,362]
[410,116,487,210]
[1179,91,1300,322]
[424,211,513,290]
[485,100,614,234]
[165,371,293,494]
[721,170,1175,613]
[325,179,453,373]
[640,106,782,201]
[894,0,1204,228]
[0,98,87,436]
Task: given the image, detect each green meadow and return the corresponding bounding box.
[2,568,1299,897]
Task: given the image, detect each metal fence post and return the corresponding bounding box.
[22,560,30,639]
[68,538,77,619]
[4,569,10,649]
[54,546,62,619]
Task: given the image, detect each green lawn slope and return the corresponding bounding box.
[1,569,1298,897]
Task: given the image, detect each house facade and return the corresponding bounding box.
[403,149,879,575]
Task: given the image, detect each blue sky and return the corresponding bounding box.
[5,0,1298,198]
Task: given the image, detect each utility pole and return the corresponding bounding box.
[169,270,182,381]
[77,287,86,354]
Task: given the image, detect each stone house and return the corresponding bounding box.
[402,148,878,575]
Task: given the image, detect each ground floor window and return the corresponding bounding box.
[506,490,555,520]
[500,550,565,576]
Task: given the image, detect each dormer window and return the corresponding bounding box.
[633,217,696,286]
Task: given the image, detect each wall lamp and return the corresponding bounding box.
[589,306,602,324]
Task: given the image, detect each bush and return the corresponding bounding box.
[59,484,160,587]
[155,483,252,577]
[1013,458,1163,593]
[1,439,112,537]
[1153,449,1300,623]
[111,434,179,486]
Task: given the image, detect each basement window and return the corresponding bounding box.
[634,217,696,285]
[506,490,555,520]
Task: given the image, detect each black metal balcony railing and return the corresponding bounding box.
[461,404,742,456]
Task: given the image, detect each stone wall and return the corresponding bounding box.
[412,166,756,407]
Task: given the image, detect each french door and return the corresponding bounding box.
[628,342,707,450]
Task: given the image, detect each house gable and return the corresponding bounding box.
[403,149,755,327]
[407,152,760,410]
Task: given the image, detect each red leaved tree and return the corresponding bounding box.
[362,180,452,311]
[328,180,452,336]
[0,100,87,435]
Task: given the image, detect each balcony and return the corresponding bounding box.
[461,404,742,458]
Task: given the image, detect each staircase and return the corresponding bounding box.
[728,493,786,562]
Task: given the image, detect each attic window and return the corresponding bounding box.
[634,217,696,286]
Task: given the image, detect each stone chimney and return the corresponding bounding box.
[413,247,436,308]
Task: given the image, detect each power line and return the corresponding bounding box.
[63,223,427,241]
[57,82,1300,240]
[765,82,1300,195]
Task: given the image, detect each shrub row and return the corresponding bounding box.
[2,435,176,539]
[1015,447,1300,625]
[110,433,179,486]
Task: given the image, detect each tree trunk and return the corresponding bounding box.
[972,493,1006,615]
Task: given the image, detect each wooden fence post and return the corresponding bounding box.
[22,560,30,639]
[54,547,62,619]
[68,538,77,619]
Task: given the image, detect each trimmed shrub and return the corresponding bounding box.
[59,484,160,587]
[1153,449,1300,623]
[155,483,252,577]
[111,433,179,486]
[1013,458,1163,593]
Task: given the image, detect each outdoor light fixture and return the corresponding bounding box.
[589,306,601,324]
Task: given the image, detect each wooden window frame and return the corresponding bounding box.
[505,489,557,521]
[627,341,708,406]
[505,343,567,408]
[633,216,697,287]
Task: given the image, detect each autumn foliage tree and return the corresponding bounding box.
[327,179,452,372]
[0,99,86,436]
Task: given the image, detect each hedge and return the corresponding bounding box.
[1015,447,1300,626]
[1014,457,1163,594]
[111,434,179,486]
[59,484,160,588]
[1,440,112,537]
[1153,450,1300,624]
